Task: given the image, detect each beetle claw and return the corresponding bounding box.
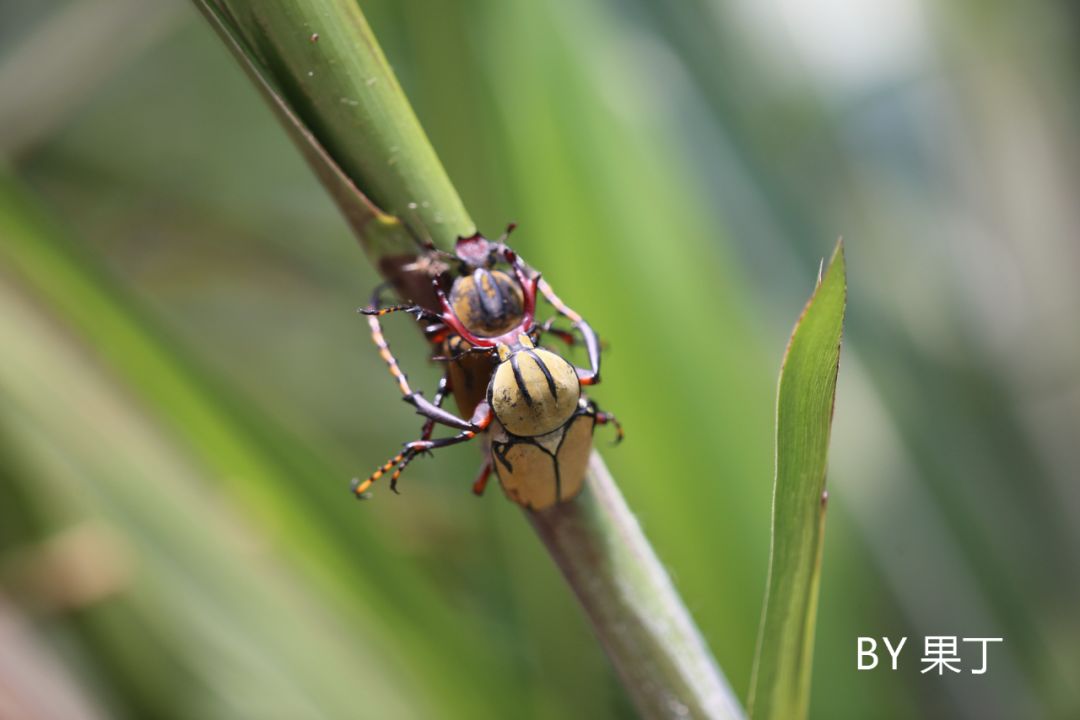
[349,477,374,500]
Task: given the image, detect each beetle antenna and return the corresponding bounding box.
[486,222,519,267]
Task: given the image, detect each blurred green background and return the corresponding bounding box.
[2,0,1079,718]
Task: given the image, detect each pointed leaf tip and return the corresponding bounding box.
[749,239,846,720]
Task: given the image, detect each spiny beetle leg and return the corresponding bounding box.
[359,303,441,322]
[388,427,485,493]
[420,374,452,441]
[538,278,601,385]
[538,317,579,347]
[366,313,414,397]
[589,401,624,445]
[354,403,494,497]
[352,448,409,497]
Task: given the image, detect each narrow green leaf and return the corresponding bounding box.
[749,240,846,720]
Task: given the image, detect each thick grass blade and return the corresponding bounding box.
[749,241,846,720]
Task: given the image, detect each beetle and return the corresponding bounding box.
[351,231,621,510]
[362,227,543,427]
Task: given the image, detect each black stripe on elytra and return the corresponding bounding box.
[524,348,558,400]
[510,353,534,406]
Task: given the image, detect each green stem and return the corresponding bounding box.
[531,455,745,719]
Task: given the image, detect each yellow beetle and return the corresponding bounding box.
[486,334,601,508]
[354,232,620,510]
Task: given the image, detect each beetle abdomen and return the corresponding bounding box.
[492,412,594,510]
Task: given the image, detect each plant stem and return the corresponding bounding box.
[531,454,745,719]
[196,1,746,716]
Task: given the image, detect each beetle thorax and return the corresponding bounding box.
[449,269,524,338]
[489,337,581,437]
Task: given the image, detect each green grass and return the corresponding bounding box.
[749,242,846,720]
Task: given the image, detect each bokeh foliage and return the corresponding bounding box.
[2,0,1079,718]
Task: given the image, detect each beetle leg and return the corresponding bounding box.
[352,403,494,497]
[360,285,440,397]
[362,293,481,433]
[367,281,394,309]
[536,317,612,356]
[363,306,418,398]
[431,337,490,363]
[361,281,443,322]
[594,412,624,445]
[587,400,624,445]
[537,278,601,386]
[402,393,480,432]
[472,457,493,496]
[537,316,579,347]
[420,374,452,441]
[360,303,442,322]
